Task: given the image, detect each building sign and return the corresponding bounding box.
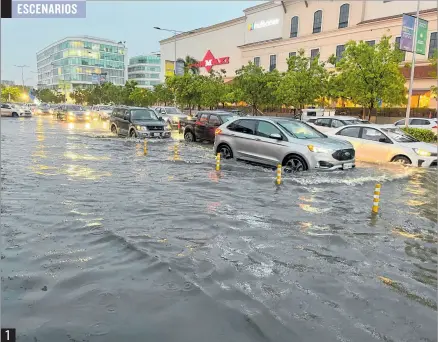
[416,18,428,55]
[165,60,174,77]
[248,18,280,31]
[175,59,185,76]
[400,14,428,55]
[91,73,107,84]
[191,50,230,73]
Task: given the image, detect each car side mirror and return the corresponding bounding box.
[124,114,130,120]
[379,137,389,143]
[270,133,282,140]
[158,117,164,121]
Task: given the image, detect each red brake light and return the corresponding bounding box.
[432,125,437,129]
[215,128,222,136]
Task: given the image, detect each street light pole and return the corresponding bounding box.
[405,0,421,128]
[14,64,29,93]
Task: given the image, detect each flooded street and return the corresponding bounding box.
[1,116,437,342]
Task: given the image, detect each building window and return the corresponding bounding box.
[339,4,349,28]
[311,48,320,60]
[254,57,260,67]
[290,16,299,38]
[428,32,437,59]
[366,40,375,46]
[269,55,277,71]
[313,10,322,34]
[335,45,345,61]
[289,52,296,58]
[395,37,406,61]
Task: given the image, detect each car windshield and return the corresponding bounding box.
[382,128,419,143]
[100,106,112,110]
[165,107,183,114]
[67,105,84,111]
[131,109,158,120]
[277,120,326,139]
[221,115,235,122]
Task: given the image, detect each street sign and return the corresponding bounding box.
[400,14,428,55]
[415,18,428,55]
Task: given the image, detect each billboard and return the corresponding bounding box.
[400,14,428,55]
[175,59,185,76]
[165,60,174,77]
[244,5,283,45]
[91,73,100,84]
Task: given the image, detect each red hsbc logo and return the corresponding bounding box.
[191,50,230,72]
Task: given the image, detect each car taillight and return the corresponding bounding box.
[432,125,437,129]
[215,128,222,136]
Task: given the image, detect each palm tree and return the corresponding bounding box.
[183,55,199,75]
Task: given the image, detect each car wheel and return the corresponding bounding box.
[12,112,19,117]
[111,125,118,135]
[217,144,233,159]
[184,131,195,142]
[129,129,137,138]
[391,155,412,165]
[283,155,307,173]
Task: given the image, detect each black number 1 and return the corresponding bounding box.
[1,328,16,341]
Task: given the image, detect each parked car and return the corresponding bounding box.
[181,110,237,142]
[55,104,89,122]
[393,118,437,135]
[1,103,31,117]
[110,106,171,139]
[308,116,363,133]
[154,106,189,127]
[214,117,356,172]
[331,124,437,167]
[91,105,113,120]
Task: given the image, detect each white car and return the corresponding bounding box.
[1,103,32,117]
[394,118,438,135]
[308,116,363,133]
[331,124,437,168]
[91,105,113,120]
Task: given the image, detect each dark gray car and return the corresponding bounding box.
[110,106,171,139]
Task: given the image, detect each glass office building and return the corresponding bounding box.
[37,36,126,92]
[127,54,161,89]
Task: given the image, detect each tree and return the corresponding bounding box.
[166,74,203,115]
[233,63,276,115]
[154,83,174,105]
[70,88,88,104]
[335,36,406,120]
[429,50,437,98]
[129,87,157,107]
[183,55,199,75]
[122,80,139,105]
[1,86,22,102]
[275,49,328,113]
[200,70,226,109]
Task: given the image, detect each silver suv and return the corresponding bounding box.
[213,117,356,172]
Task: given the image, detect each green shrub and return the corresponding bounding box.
[401,127,437,143]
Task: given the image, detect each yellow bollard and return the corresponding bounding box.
[372,183,381,213]
[216,153,221,171]
[143,139,148,155]
[276,164,282,185]
[173,144,180,160]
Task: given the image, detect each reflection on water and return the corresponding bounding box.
[2,117,437,342]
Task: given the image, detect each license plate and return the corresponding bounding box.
[152,133,161,137]
[343,162,353,170]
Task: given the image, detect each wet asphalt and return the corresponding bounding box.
[1,116,437,342]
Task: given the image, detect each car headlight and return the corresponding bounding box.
[49,109,53,114]
[307,145,332,153]
[413,148,432,157]
[85,112,90,116]
[136,125,147,131]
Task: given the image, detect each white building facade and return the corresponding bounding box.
[127,53,161,89]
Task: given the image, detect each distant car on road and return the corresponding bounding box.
[331,124,437,167]
[110,106,171,139]
[154,106,189,127]
[393,118,437,135]
[308,116,363,133]
[181,110,236,143]
[35,104,52,115]
[214,116,355,171]
[55,104,89,122]
[91,105,113,120]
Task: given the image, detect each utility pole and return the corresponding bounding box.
[405,0,421,127]
[14,64,30,93]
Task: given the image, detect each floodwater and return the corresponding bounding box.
[1,116,437,342]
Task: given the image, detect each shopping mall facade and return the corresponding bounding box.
[159,0,437,108]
